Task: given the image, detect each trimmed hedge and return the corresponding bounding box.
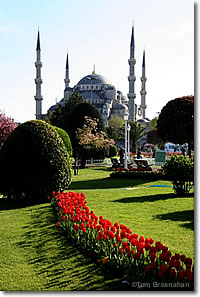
[107,144,118,158]
[54,126,73,157]
[0,120,72,202]
[110,169,166,180]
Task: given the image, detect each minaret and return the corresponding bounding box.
[34,30,43,119]
[128,25,136,121]
[64,52,70,89]
[64,52,73,101]
[140,50,147,119]
[92,64,96,75]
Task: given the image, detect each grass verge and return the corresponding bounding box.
[0,200,123,291]
[69,167,194,260]
[0,166,194,290]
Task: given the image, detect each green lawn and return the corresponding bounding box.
[0,166,194,291]
[0,200,121,291]
[68,167,194,260]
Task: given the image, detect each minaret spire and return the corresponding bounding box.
[64,52,70,89]
[35,29,43,119]
[140,49,147,119]
[128,24,136,121]
[92,64,96,74]
[36,30,41,51]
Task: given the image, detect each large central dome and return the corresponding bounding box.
[77,73,111,85]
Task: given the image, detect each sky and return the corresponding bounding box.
[0,0,194,123]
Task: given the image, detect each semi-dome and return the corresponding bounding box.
[77,73,111,85]
[112,102,128,110]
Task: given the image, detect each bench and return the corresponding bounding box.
[130,159,153,171]
[111,158,122,168]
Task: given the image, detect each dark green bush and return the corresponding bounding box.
[162,155,194,195]
[0,120,72,202]
[54,126,73,157]
[110,170,165,180]
[107,145,118,158]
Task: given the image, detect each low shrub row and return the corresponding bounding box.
[110,168,165,181]
[50,191,194,290]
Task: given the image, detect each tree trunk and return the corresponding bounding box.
[188,140,192,158]
[73,151,79,175]
[73,157,77,175]
[80,155,87,169]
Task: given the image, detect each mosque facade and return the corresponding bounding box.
[34,25,147,126]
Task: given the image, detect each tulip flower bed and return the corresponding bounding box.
[50,191,194,290]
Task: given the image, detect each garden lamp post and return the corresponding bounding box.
[124,111,129,169]
[127,123,131,161]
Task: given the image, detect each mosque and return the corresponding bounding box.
[34,25,148,126]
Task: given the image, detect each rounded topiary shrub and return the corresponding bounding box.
[108,144,118,158]
[162,155,194,195]
[0,120,72,202]
[54,126,73,157]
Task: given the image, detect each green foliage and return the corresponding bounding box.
[106,116,124,142]
[54,126,73,157]
[147,129,162,145]
[157,96,194,157]
[149,117,158,130]
[162,155,194,195]
[48,91,85,132]
[0,120,72,202]
[68,102,105,155]
[107,144,118,158]
[129,121,146,152]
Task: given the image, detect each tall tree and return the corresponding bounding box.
[157,96,194,157]
[48,91,85,132]
[68,102,105,173]
[129,121,146,153]
[77,116,114,152]
[106,116,124,142]
[147,129,163,146]
[149,117,158,130]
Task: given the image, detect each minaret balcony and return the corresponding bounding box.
[140,90,147,95]
[34,95,43,101]
[35,62,42,67]
[128,58,136,65]
[128,75,136,81]
[128,92,136,99]
[140,77,147,82]
[35,78,43,84]
[140,104,147,108]
[64,78,70,84]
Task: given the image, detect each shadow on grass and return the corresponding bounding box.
[15,204,126,291]
[154,210,194,231]
[69,177,153,190]
[111,192,193,204]
[0,197,47,211]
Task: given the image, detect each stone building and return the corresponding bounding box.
[34,25,148,125]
